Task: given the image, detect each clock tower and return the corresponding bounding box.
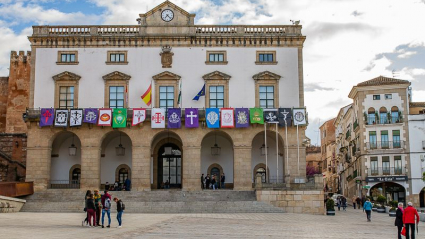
[137,0,195,27]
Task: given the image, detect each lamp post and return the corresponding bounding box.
[211,132,221,156]
[116,133,125,156]
[68,135,77,156]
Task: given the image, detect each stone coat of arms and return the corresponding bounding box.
[160,45,174,68]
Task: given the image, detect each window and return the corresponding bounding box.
[381,130,389,148]
[118,168,129,184]
[205,51,228,65]
[382,156,390,175]
[367,107,376,125]
[385,94,392,99]
[373,95,380,100]
[369,131,377,149]
[256,51,277,65]
[59,86,74,109]
[109,86,124,108]
[370,157,378,175]
[106,51,128,64]
[391,106,400,123]
[71,168,81,181]
[209,86,224,108]
[392,130,401,148]
[57,51,78,65]
[259,86,274,108]
[256,167,266,183]
[159,86,174,108]
[379,107,387,124]
[394,156,402,174]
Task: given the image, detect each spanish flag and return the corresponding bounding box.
[141,84,152,106]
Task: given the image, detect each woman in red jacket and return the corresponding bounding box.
[402,202,420,239]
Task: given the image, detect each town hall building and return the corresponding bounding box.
[24,1,308,192]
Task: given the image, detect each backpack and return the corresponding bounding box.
[104,198,111,209]
[121,201,125,210]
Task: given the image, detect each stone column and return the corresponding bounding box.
[182,146,201,191]
[233,146,252,191]
[131,145,151,191]
[80,146,101,190]
[25,146,51,192]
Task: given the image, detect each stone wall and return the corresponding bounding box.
[0,77,8,132]
[0,134,27,181]
[256,189,325,215]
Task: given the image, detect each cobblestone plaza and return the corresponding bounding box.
[1,208,423,238]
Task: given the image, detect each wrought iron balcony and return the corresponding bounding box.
[48,180,80,189]
[366,141,405,150]
[366,116,403,125]
[367,167,405,176]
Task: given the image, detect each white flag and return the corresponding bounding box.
[220,108,234,128]
[55,109,68,127]
[293,108,307,125]
[151,108,165,128]
[98,109,112,126]
[132,108,146,126]
[70,109,83,127]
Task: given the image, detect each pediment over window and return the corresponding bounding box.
[102,71,131,81]
[252,71,281,81]
[152,71,181,81]
[52,71,81,82]
[202,71,231,81]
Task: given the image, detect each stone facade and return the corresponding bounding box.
[319,118,337,193]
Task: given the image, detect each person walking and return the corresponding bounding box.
[337,196,341,211]
[211,175,217,190]
[220,173,225,189]
[403,202,420,239]
[94,190,102,226]
[342,196,347,211]
[395,202,404,239]
[205,174,210,189]
[201,174,205,189]
[363,198,373,222]
[86,194,96,227]
[356,197,361,209]
[113,197,124,228]
[101,190,112,228]
[82,190,91,226]
[352,196,357,209]
[361,195,366,208]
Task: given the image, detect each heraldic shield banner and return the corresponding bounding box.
[151,108,165,128]
[168,108,182,129]
[264,109,279,124]
[83,108,98,124]
[249,108,264,124]
[293,108,307,126]
[98,109,112,126]
[40,108,54,127]
[235,108,249,128]
[132,108,146,126]
[278,108,292,127]
[185,108,199,128]
[55,109,68,127]
[206,108,220,128]
[113,108,127,128]
[221,108,234,128]
[70,109,83,127]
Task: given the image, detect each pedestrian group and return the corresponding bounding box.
[83,190,125,228]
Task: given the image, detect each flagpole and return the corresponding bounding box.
[285,120,289,176]
[264,122,268,183]
[297,124,300,175]
[276,123,279,183]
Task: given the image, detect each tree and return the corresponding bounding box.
[306,165,319,176]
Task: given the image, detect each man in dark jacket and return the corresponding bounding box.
[395,202,404,239]
[113,197,124,228]
[220,173,225,189]
[201,174,204,189]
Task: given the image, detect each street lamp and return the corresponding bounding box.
[68,135,77,156]
[260,144,268,156]
[116,133,125,156]
[211,132,221,156]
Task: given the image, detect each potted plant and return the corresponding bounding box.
[371,188,380,201]
[389,201,398,217]
[376,195,386,213]
[372,203,379,212]
[326,198,336,216]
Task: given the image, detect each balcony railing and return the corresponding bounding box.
[368,167,405,176]
[48,180,80,189]
[353,120,359,131]
[366,141,405,150]
[366,116,403,125]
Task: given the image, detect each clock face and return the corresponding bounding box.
[294,112,305,122]
[161,9,174,22]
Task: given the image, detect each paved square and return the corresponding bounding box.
[0,207,423,238]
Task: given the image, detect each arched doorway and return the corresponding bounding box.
[50,131,81,189]
[100,131,132,190]
[158,143,182,189]
[370,182,406,205]
[201,131,234,189]
[420,187,425,208]
[253,163,270,184]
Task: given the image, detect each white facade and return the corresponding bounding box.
[408,114,425,196]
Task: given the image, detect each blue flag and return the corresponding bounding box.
[192,84,205,101]
[206,108,220,128]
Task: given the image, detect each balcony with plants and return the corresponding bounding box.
[366,141,405,150]
[367,167,406,176]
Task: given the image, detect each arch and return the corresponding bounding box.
[115,164,131,184]
[207,163,223,178]
[253,163,270,183]
[379,107,387,113]
[368,107,375,114]
[391,106,399,112]
[370,182,406,205]
[69,164,81,182]
[100,130,133,155]
[420,187,425,208]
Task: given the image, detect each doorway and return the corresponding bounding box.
[158,143,182,189]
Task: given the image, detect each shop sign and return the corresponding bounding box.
[365,176,408,182]
[362,185,371,189]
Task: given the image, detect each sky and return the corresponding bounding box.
[0,0,424,145]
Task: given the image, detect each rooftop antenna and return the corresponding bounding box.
[290,20,300,25]
[392,69,399,78]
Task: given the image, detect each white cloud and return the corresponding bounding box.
[397,51,417,58]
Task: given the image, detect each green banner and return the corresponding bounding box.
[249,108,264,124]
[113,108,127,128]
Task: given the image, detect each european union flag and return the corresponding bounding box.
[192,84,205,101]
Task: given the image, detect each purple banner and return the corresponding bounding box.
[167,108,181,129]
[185,108,199,128]
[83,108,98,124]
[235,108,249,128]
[40,108,54,127]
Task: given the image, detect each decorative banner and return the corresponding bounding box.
[55,109,68,127]
[221,108,234,128]
[39,108,54,127]
[132,108,146,126]
[98,109,112,126]
[151,108,166,128]
[167,108,181,129]
[206,108,220,128]
[185,108,199,128]
[69,109,83,127]
[278,108,292,127]
[83,108,98,124]
[249,108,264,124]
[113,108,127,128]
[235,108,249,128]
[293,108,307,126]
[264,109,279,124]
